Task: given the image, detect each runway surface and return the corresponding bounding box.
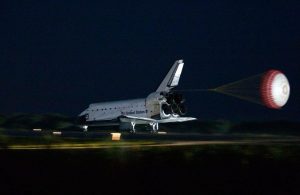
[7,139,300,150]
[1,129,300,150]
[2,130,300,195]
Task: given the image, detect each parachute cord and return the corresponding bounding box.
[213,73,263,91]
[174,89,210,92]
[213,90,263,105]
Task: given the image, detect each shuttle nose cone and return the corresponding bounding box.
[77,114,88,124]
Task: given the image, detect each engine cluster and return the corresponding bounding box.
[160,92,187,117]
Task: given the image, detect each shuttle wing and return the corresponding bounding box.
[119,115,196,124]
[156,59,184,92]
[119,115,156,124]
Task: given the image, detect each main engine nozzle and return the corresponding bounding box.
[162,92,187,116]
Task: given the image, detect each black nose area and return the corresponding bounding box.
[77,114,88,124]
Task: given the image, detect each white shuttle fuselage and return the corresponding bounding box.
[83,99,147,122]
[79,59,196,133]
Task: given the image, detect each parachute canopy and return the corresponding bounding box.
[212,69,290,109]
[260,70,290,109]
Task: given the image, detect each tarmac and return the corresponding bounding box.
[1,129,300,150]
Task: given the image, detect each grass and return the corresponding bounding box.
[0,135,300,194]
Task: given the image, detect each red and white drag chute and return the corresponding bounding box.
[260,70,290,109]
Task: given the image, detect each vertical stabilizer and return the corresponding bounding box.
[156,59,184,92]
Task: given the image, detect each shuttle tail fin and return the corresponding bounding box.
[156,59,184,92]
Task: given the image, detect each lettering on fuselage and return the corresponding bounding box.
[122,110,146,115]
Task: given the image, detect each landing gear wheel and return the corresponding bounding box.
[129,129,136,134]
[151,130,158,134]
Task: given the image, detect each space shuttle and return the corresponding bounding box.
[78,59,196,133]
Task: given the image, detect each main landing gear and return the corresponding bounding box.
[128,121,159,134]
[129,122,136,134]
[150,122,159,133]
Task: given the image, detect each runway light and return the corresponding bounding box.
[33,129,42,131]
[53,131,62,135]
[111,133,121,141]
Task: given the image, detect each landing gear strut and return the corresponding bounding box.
[150,122,159,133]
[130,122,136,133]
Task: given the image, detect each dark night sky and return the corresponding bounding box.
[0,1,299,121]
